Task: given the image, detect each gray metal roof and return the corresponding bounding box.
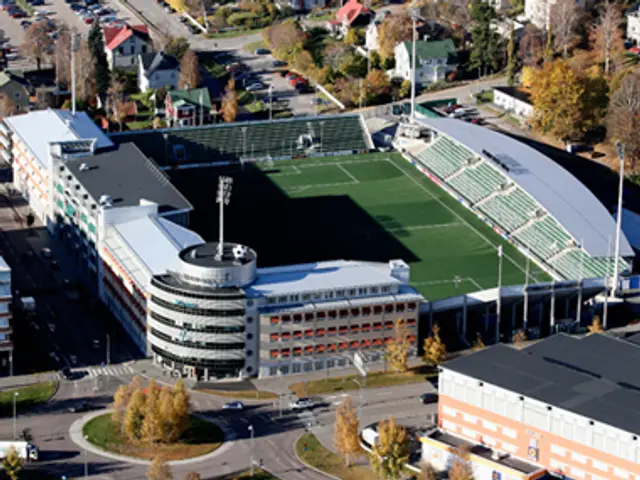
[442,334,640,435]
[417,117,633,258]
[65,143,192,212]
[139,51,179,75]
[5,109,113,170]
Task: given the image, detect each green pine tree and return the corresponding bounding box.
[469,0,500,77]
[88,22,111,98]
[506,21,517,86]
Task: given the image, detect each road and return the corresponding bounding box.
[0,364,437,480]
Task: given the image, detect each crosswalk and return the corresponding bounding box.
[57,365,136,379]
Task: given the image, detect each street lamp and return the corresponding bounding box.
[496,245,503,343]
[409,7,420,121]
[12,392,18,439]
[83,435,89,478]
[248,425,255,476]
[351,379,363,420]
[268,85,274,121]
[613,141,625,299]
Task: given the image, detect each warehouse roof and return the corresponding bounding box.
[65,142,191,213]
[417,117,633,258]
[442,334,640,435]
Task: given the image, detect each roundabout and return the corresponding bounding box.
[69,409,235,466]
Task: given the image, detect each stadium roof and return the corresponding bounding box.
[417,117,633,258]
[245,260,423,299]
[442,333,640,435]
[65,143,192,213]
[5,109,113,170]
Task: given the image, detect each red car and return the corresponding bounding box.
[10,9,25,18]
[285,72,297,81]
[84,15,94,23]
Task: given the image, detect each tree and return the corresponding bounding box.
[111,100,129,132]
[172,379,190,439]
[158,386,177,442]
[147,455,172,480]
[543,26,553,64]
[141,383,163,444]
[292,50,315,77]
[221,76,238,123]
[263,20,305,61]
[370,417,409,480]
[124,388,146,441]
[54,24,71,89]
[505,21,517,86]
[88,21,110,98]
[334,396,360,466]
[518,24,543,67]
[2,445,22,480]
[423,323,447,366]
[344,28,359,46]
[166,37,191,61]
[606,72,640,171]
[590,2,624,77]
[384,319,411,373]
[469,1,501,76]
[448,445,474,480]
[378,13,413,60]
[587,315,604,335]
[0,94,18,118]
[512,329,527,345]
[183,473,200,480]
[179,50,201,89]
[365,69,391,100]
[520,65,537,88]
[112,383,133,431]
[530,59,607,141]
[550,0,579,58]
[22,20,54,70]
[418,461,438,480]
[399,79,411,98]
[471,333,485,351]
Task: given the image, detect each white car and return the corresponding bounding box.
[289,397,315,410]
[222,401,244,410]
[246,83,265,92]
[36,8,52,15]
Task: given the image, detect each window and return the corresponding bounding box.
[384,304,393,313]
[293,314,302,323]
[362,307,371,316]
[339,309,348,318]
[396,303,405,313]
[373,306,382,315]
[305,313,314,322]
[142,45,147,53]
[350,308,360,317]
[118,47,124,54]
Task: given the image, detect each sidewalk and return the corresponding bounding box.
[0,371,58,390]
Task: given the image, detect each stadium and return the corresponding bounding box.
[0,108,633,378]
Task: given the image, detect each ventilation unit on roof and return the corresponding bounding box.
[79,163,89,172]
[99,194,113,208]
[232,244,248,260]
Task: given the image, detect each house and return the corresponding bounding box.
[627,2,640,44]
[327,0,373,36]
[0,72,29,112]
[393,39,457,87]
[525,0,587,29]
[165,88,214,127]
[103,24,152,70]
[365,10,391,51]
[484,0,511,12]
[493,86,533,118]
[276,0,326,12]
[138,51,180,93]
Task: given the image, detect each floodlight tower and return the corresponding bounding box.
[216,176,233,260]
[409,6,420,121]
[613,141,625,297]
[71,32,80,116]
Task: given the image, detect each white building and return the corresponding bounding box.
[492,86,533,118]
[138,51,180,93]
[394,39,457,87]
[627,3,640,44]
[0,257,12,375]
[103,24,152,70]
[525,0,587,30]
[365,10,391,52]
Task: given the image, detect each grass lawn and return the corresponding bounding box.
[238,90,256,105]
[243,40,265,53]
[0,382,56,416]
[296,433,377,480]
[208,27,265,39]
[127,120,154,131]
[15,0,34,15]
[83,413,224,461]
[197,389,278,400]
[475,90,494,104]
[289,366,436,397]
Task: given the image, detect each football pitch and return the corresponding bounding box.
[250,152,551,300]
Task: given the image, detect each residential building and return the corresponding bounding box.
[365,10,391,51]
[0,257,12,375]
[138,51,180,93]
[525,0,586,29]
[627,2,640,44]
[485,0,511,12]
[0,72,29,112]
[422,333,640,479]
[327,0,373,36]
[103,24,152,70]
[276,0,326,12]
[493,86,533,118]
[165,88,214,127]
[394,39,457,87]
[0,110,113,230]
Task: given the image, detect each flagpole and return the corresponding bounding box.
[496,245,503,343]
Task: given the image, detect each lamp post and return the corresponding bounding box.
[613,141,625,297]
[409,7,419,121]
[248,425,255,476]
[12,392,18,439]
[351,379,363,420]
[83,435,89,478]
[496,245,503,343]
[106,333,110,365]
[268,85,273,121]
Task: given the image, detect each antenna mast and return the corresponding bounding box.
[216,176,233,260]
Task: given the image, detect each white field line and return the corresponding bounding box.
[337,163,360,184]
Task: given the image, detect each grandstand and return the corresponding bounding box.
[110,114,372,167]
[405,117,634,282]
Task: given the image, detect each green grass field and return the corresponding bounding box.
[251,153,550,300]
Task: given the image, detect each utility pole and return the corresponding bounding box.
[613,142,625,297]
[13,392,18,439]
[496,245,503,343]
[248,425,255,476]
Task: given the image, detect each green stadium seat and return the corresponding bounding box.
[448,163,504,203]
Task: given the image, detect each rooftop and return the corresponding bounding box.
[245,260,418,298]
[104,24,149,51]
[442,334,640,435]
[65,142,192,212]
[179,242,257,268]
[417,117,633,258]
[493,85,532,105]
[4,109,113,171]
[403,39,457,63]
[140,51,179,75]
[168,88,212,110]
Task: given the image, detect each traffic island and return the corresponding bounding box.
[0,381,57,417]
[82,412,225,461]
[295,432,377,480]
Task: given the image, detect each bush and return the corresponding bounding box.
[228,11,257,27]
[399,80,411,98]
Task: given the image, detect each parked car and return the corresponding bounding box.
[41,247,52,258]
[20,19,31,28]
[222,401,244,410]
[164,4,173,12]
[83,15,95,24]
[30,0,45,5]
[362,424,379,446]
[272,60,286,68]
[60,367,71,379]
[289,397,315,410]
[68,401,91,413]
[255,48,270,55]
[420,392,438,404]
[9,9,26,18]
[246,82,265,92]
[285,72,297,80]
[70,4,85,11]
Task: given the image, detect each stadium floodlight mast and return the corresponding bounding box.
[409,6,420,121]
[613,142,625,298]
[496,245,503,344]
[71,32,80,116]
[216,176,233,260]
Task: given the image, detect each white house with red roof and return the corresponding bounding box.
[327,0,373,36]
[103,24,152,70]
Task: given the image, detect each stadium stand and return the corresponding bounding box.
[513,216,573,260]
[110,114,371,166]
[478,189,538,232]
[414,136,471,179]
[448,162,505,203]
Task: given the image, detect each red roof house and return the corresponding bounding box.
[102,24,152,70]
[327,0,373,35]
